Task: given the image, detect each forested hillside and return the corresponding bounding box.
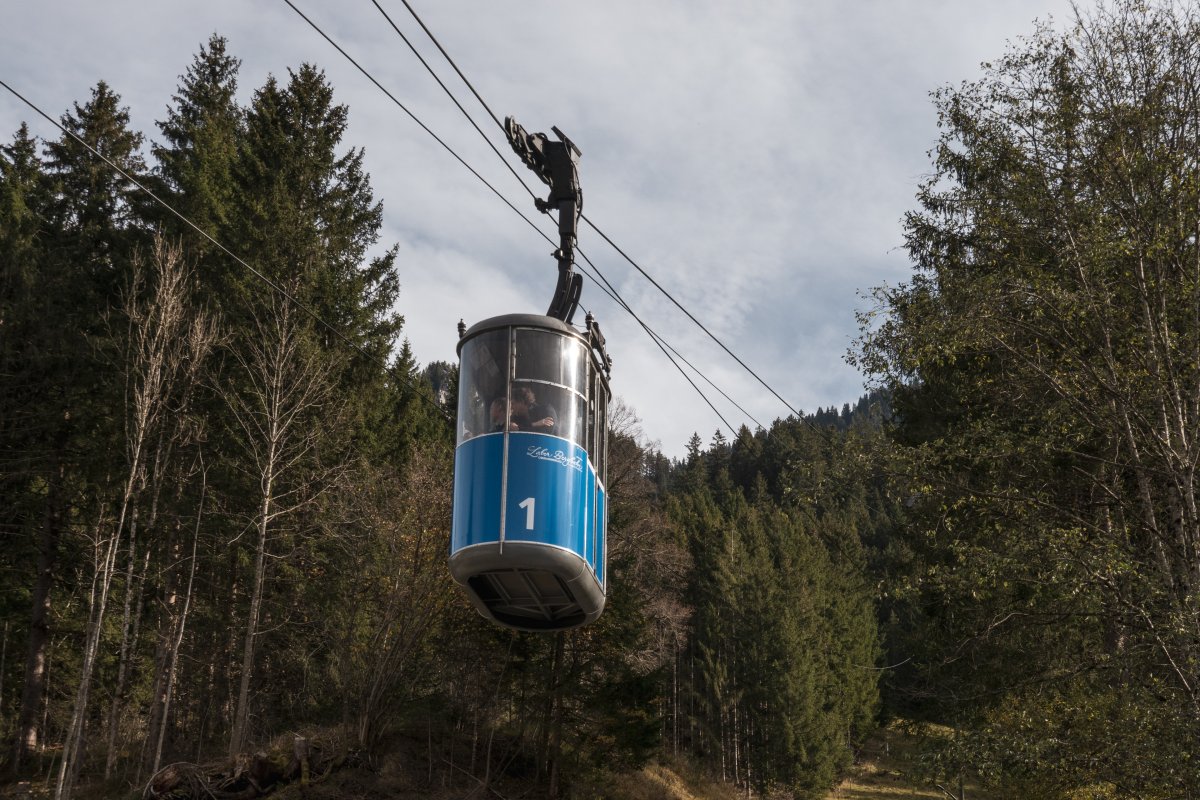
[855,2,1200,797]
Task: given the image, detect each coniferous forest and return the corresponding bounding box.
[2,2,1200,799]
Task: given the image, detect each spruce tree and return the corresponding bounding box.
[231,64,407,448]
[1,122,55,770]
[152,34,243,264]
[43,80,146,297]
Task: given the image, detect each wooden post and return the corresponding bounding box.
[294,736,310,785]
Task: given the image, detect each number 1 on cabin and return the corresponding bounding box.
[519,497,535,530]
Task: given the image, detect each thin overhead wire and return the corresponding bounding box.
[573,251,738,435]
[388,0,802,421]
[0,78,453,428]
[581,215,802,419]
[280,0,550,246]
[286,0,749,435]
[368,0,538,203]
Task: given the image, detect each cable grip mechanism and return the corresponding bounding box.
[504,116,583,324]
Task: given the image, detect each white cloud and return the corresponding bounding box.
[1,0,1079,457]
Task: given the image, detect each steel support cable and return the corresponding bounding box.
[368,0,539,203]
[540,248,746,435]
[565,237,753,427]
[390,1,799,422]
[0,78,454,429]
[655,334,765,431]
[577,251,762,430]
[281,0,549,247]
[288,0,754,434]
[581,234,817,439]
[524,240,739,436]
[393,0,508,135]
[581,214,801,418]
[573,250,738,435]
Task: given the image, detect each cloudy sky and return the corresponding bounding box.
[1,0,1079,457]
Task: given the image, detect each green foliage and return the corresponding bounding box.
[0,123,49,619]
[666,410,885,797]
[153,34,242,237]
[856,1,1200,796]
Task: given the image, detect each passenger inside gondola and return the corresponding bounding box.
[510,385,557,433]
[489,396,514,432]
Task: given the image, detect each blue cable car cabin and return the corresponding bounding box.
[450,313,611,631]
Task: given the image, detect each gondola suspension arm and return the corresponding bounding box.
[504,116,583,324]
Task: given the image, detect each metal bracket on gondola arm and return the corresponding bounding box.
[505,116,583,324]
[586,312,612,379]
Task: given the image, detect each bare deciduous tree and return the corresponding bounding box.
[343,444,456,752]
[56,237,211,800]
[222,297,337,758]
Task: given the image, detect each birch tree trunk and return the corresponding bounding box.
[228,446,277,757]
[55,238,200,800]
[224,298,332,757]
[137,307,213,782]
[150,460,205,777]
[103,505,144,780]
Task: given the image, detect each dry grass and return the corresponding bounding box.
[604,759,742,800]
[594,723,1001,800]
[826,723,1001,800]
